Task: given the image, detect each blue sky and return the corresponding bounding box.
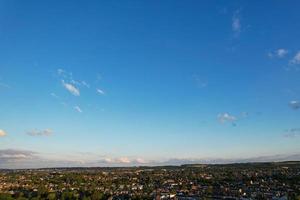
[1,0,300,168]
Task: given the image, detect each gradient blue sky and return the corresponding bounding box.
[0,0,300,168]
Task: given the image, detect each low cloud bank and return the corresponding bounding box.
[1,149,300,169]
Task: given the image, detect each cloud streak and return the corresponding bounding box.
[27,129,53,136]
[96,88,105,95]
[74,106,82,113]
[62,80,80,96]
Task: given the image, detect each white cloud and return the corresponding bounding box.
[104,158,113,163]
[135,158,146,164]
[27,129,53,136]
[289,100,300,110]
[0,129,7,137]
[269,49,289,58]
[218,113,237,123]
[290,51,300,64]
[62,80,80,96]
[58,69,89,89]
[276,49,288,58]
[118,157,131,163]
[96,88,105,95]
[74,106,82,113]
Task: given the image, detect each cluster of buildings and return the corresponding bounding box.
[0,162,299,199]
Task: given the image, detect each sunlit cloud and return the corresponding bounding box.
[118,157,131,163]
[62,80,80,96]
[96,88,105,95]
[100,157,147,165]
[27,129,53,136]
[135,158,146,164]
[0,129,7,137]
[74,106,82,113]
[289,100,300,110]
[218,113,237,123]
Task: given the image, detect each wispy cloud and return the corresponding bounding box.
[0,149,149,168]
[193,75,208,89]
[283,128,300,138]
[50,92,59,99]
[0,149,36,160]
[218,113,237,123]
[290,51,300,64]
[102,157,146,165]
[232,10,241,36]
[268,49,289,58]
[81,81,90,88]
[240,112,249,118]
[62,80,80,96]
[57,68,65,76]
[27,129,53,136]
[96,88,105,95]
[74,106,82,113]
[0,129,7,137]
[96,73,102,82]
[0,83,10,89]
[289,100,300,110]
[57,68,89,89]
[276,49,289,58]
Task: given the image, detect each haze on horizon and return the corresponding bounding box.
[0,0,300,169]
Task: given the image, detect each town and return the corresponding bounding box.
[0,162,299,200]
